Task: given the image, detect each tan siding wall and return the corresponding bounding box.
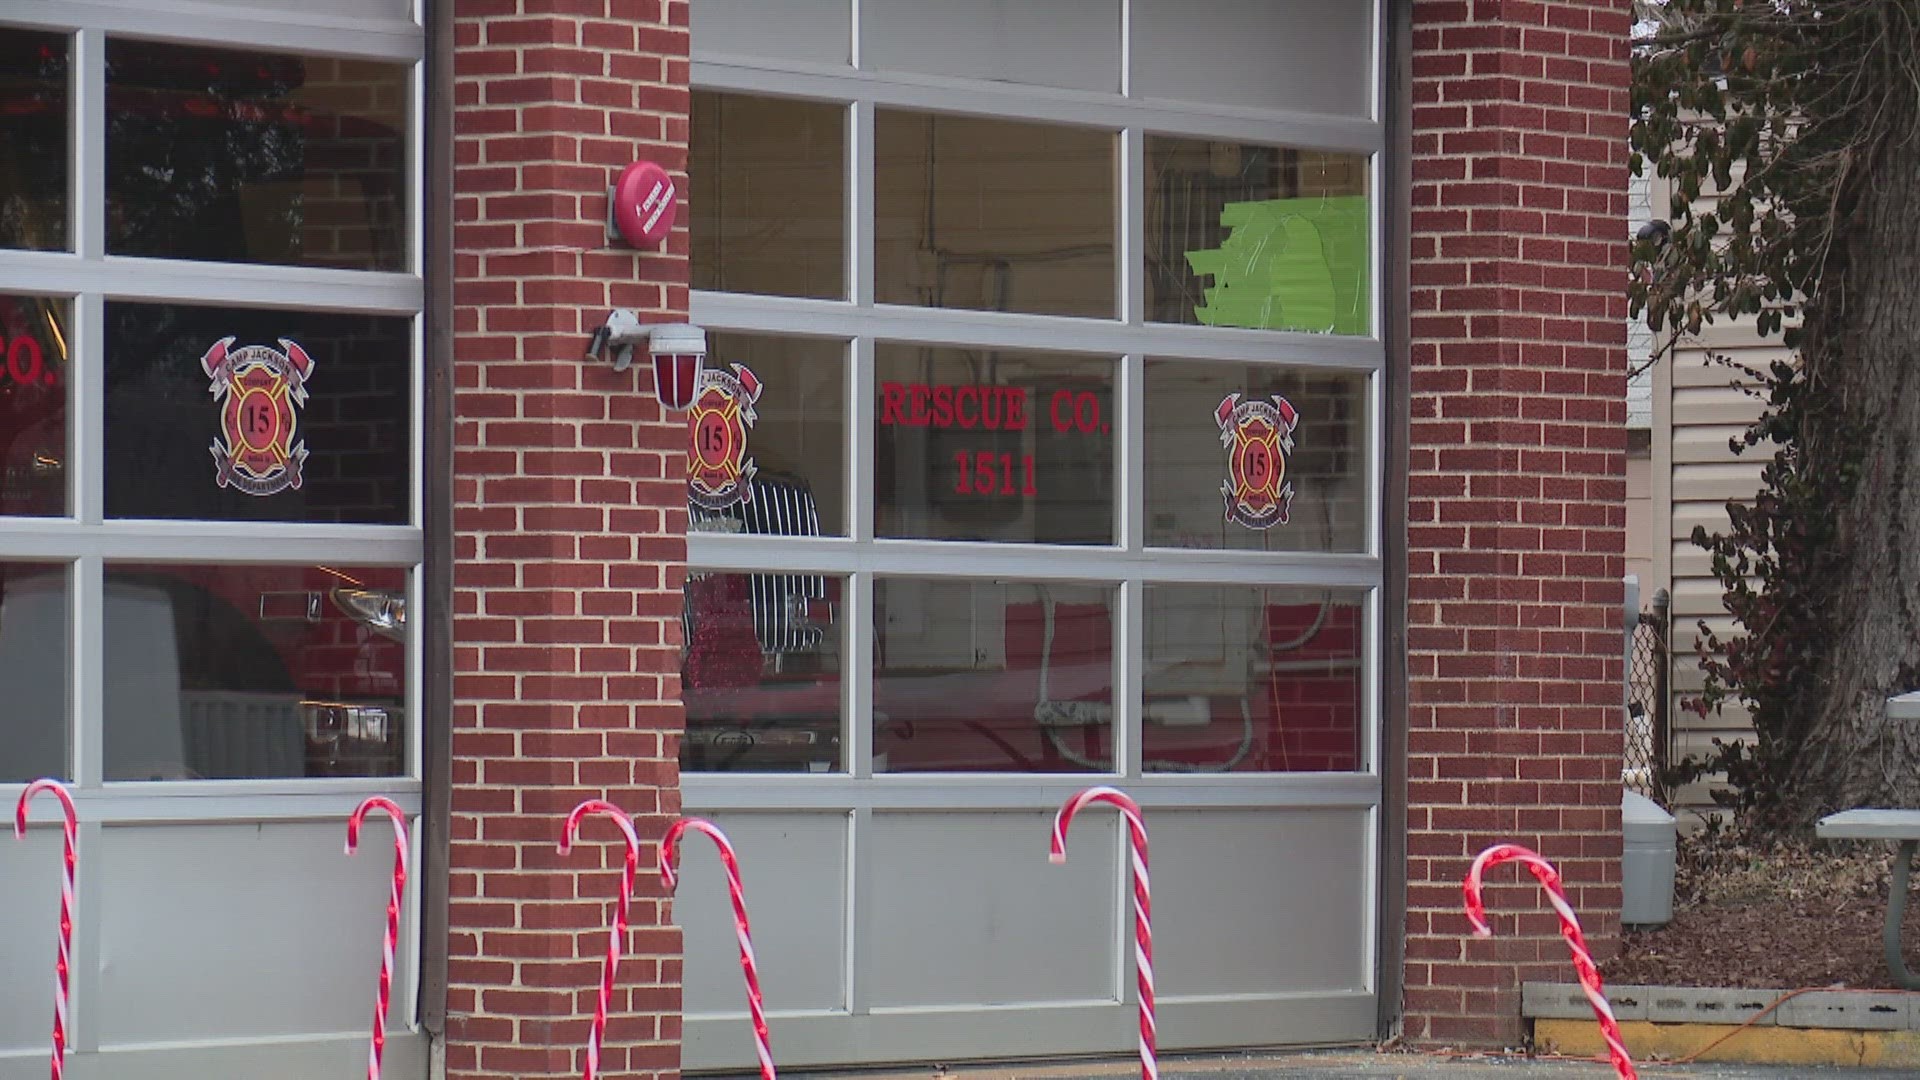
[1655,262,1781,801]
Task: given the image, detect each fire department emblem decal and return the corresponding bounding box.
[200,336,315,497]
[1216,392,1298,530]
[687,362,762,512]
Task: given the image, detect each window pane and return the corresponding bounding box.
[1132,0,1374,118]
[693,0,850,66]
[861,0,1119,93]
[681,571,844,773]
[874,579,1113,773]
[875,111,1115,318]
[1145,360,1368,552]
[106,41,408,271]
[689,333,846,538]
[691,92,846,299]
[0,295,71,517]
[1146,136,1369,334]
[105,303,411,525]
[876,344,1114,544]
[0,30,69,251]
[1143,584,1364,773]
[0,563,69,782]
[103,564,406,781]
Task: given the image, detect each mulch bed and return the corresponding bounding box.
[1601,824,1920,990]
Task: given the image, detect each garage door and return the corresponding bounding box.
[679,0,1387,1069]
[0,3,429,1076]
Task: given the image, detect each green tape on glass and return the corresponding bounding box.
[1184,195,1369,334]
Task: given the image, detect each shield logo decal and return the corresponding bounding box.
[201,336,315,497]
[1216,392,1298,530]
[686,362,762,512]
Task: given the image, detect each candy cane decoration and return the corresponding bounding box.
[560,800,642,1080]
[1464,843,1637,1080]
[13,778,77,1080]
[659,817,775,1080]
[1050,786,1155,1080]
[346,797,410,1080]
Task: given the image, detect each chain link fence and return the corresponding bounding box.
[1625,588,1671,804]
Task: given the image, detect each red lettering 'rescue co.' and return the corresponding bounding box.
[879,382,1030,430]
[881,381,1103,502]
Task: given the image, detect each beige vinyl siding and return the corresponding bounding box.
[1658,319,1782,806]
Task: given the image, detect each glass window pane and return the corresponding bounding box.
[860,0,1120,93]
[691,92,846,299]
[106,41,409,271]
[689,333,846,538]
[0,30,69,251]
[103,564,406,781]
[876,344,1114,544]
[875,110,1115,318]
[682,570,844,773]
[0,563,70,782]
[105,303,411,525]
[0,294,71,517]
[1146,136,1370,334]
[874,579,1113,773]
[693,0,851,66]
[1132,0,1374,118]
[1145,360,1368,552]
[1143,584,1364,773]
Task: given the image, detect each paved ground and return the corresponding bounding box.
[795,1049,1917,1080]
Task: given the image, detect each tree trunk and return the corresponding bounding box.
[1785,82,1920,824]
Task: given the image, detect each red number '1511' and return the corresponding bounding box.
[953,451,1037,498]
[0,334,57,389]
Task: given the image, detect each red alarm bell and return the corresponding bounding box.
[609,160,677,247]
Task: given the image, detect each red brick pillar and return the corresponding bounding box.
[1403,0,1631,1044]
[448,1,690,1077]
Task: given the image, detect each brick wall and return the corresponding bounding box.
[449,1,690,1077]
[1404,0,1632,1044]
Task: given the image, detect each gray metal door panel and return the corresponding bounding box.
[686,993,1376,1069]
[863,811,1118,1008]
[0,1032,428,1080]
[680,799,1377,1072]
[96,821,416,1046]
[0,830,64,1053]
[679,812,850,1014]
[1153,808,1371,996]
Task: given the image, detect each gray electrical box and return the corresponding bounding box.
[1622,789,1677,926]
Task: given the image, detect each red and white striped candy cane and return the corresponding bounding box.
[13,778,77,1080]
[560,800,642,1080]
[659,817,775,1080]
[1051,786,1155,1080]
[346,796,410,1080]
[1464,843,1637,1080]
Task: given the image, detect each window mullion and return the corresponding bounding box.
[1118,576,1141,778]
[851,336,875,543]
[74,27,104,261]
[75,292,103,526]
[1120,127,1144,326]
[72,554,103,788]
[846,572,873,779]
[1119,353,1143,553]
[850,100,874,308]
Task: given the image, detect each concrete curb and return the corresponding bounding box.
[1523,982,1920,1067]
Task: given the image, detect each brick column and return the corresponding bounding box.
[449,2,690,1077]
[1403,0,1631,1044]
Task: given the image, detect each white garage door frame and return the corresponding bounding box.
[0,3,431,1078]
[683,0,1390,1070]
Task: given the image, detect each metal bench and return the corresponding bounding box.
[1815,807,1920,990]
